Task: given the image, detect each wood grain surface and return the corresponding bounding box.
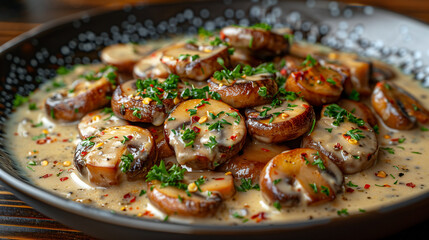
[0,0,429,239]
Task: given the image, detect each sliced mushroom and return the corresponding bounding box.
[45,66,117,122]
[302,104,378,174]
[184,171,235,199]
[220,25,289,58]
[111,76,181,126]
[74,125,157,187]
[274,55,303,78]
[338,99,378,127]
[101,43,153,73]
[285,57,343,106]
[218,139,290,183]
[147,180,222,217]
[260,148,343,207]
[160,42,231,81]
[371,81,429,129]
[133,50,170,79]
[371,60,396,82]
[245,96,315,143]
[77,108,129,138]
[208,73,278,109]
[164,99,247,170]
[147,125,175,159]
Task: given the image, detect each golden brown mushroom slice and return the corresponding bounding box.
[245,91,315,143]
[218,139,289,183]
[338,99,378,127]
[160,42,231,81]
[147,180,222,217]
[302,104,378,174]
[285,55,343,106]
[74,125,157,187]
[220,24,289,57]
[45,66,117,122]
[164,99,247,170]
[133,50,170,79]
[208,71,278,109]
[260,148,343,207]
[184,171,235,199]
[111,75,181,126]
[101,43,153,73]
[77,107,129,138]
[371,81,426,130]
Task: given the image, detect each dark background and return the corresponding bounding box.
[0,0,428,239]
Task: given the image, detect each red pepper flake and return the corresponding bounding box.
[153,135,159,140]
[100,131,105,135]
[220,31,225,40]
[157,87,164,92]
[406,182,416,188]
[114,136,118,138]
[149,128,157,134]
[319,74,326,82]
[192,126,201,133]
[280,68,287,76]
[196,104,205,109]
[230,135,237,140]
[150,84,154,87]
[300,153,308,160]
[390,138,399,142]
[41,174,52,179]
[123,193,131,199]
[364,184,370,189]
[342,134,351,141]
[359,126,368,131]
[129,196,136,203]
[57,133,61,137]
[334,143,343,150]
[191,116,200,123]
[36,139,47,144]
[104,194,108,197]
[303,104,310,109]
[261,148,270,152]
[251,212,268,223]
[346,188,355,193]
[14,132,18,136]
[230,108,239,112]
[53,161,58,164]
[81,151,88,156]
[127,135,133,140]
[62,139,69,142]
[367,153,372,160]
[214,178,225,180]
[60,177,69,182]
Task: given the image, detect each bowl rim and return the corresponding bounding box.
[1,0,429,235]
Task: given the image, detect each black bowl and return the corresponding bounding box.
[1,1,429,239]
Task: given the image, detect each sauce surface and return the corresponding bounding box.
[5,41,429,225]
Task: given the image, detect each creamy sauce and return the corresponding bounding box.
[5,42,429,225]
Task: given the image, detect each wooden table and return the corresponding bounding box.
[1,0,429,239]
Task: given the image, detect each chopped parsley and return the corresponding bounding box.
[337,208,349,216]
[181,128,198,147]
[345,128,365,141]
[203,136,218,150]
[249,23,272,31]
[146,160,188,190]
[348,89,360,101]
[321,186,330,196]
[225,112,241,124]
[301,55,317,67]
[346,181,358,187]
[258,86,268,97]
[273,201,281,211]
[381,147,395,154]
[13,94,29,108]
[208,119,232,131]
[136,74,180,104]
[119,153,134,172]
[323,104,365,127]
[81,136,96,147]
[309,183,318,193]
[236,178,260,192]
[326,78,336,85]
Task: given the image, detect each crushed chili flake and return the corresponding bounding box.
[230,135,237,140]
[124,193,131,199]
[129,196,136,203]
[251,212,268,223]
[214,178,225,180]
[192,126,201,133]
[40,174,52,179]
[406,182,416,188]
[81,151,88,156]
[60,177,69,182]
[36,139,47,144]
[346,188,355,193]
[303,104,310,109]
[364,184,370,189]
[127,135,133,140]
[261,148,270,152]
[191,116,200,123]
[280,68,287,76]
[342,134,351,141]
[149,128,157,134]
[62,139,69,142]
[300,153,308,160]
[334,143,343,150]
[230,108,239,112]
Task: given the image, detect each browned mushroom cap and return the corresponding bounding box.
[372,81,429,129]
[184,171,235,199]
[133,50,170,79]
[302,104,378,174]
[285,56,343,106]
[218,139,290,183]
[164,99,247,170]
[260,148,343,207]
[220,25,289,57]
[147,125,175,159]
[45,66,117,122]
[74,125,157,187]
[101,43,153,73]
[371,82,415,130]
[147,180,222,217]
[160,42,231,81]
[77,108,129,138]
[371,60,396,82]
[111,76,181,126]
[245,97,315,143]
[338,99,378,127]
[208,73,278,109]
